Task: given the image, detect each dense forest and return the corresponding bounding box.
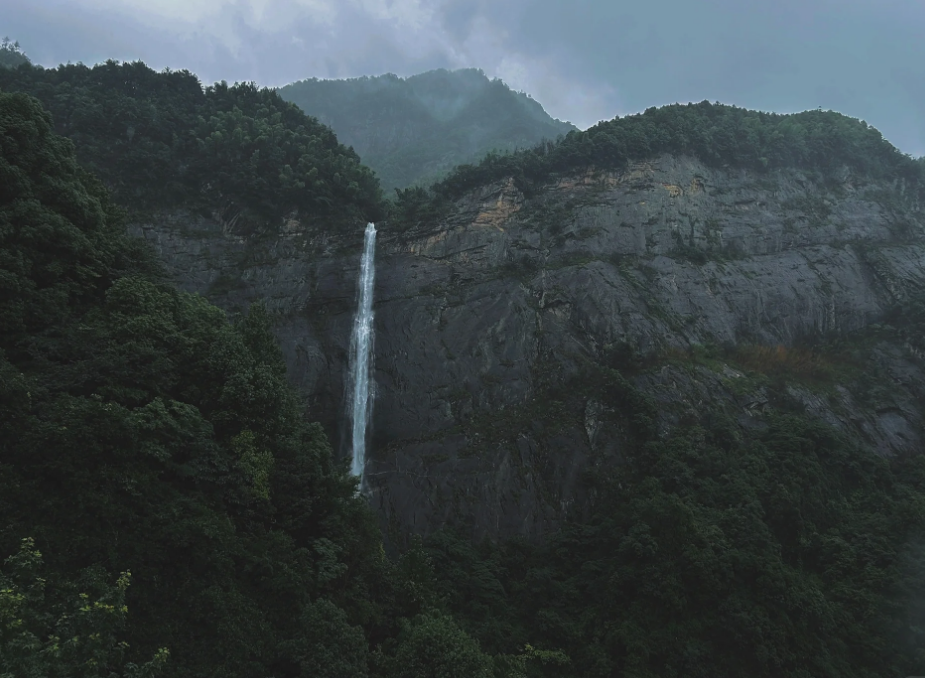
[0,88,505,678]
[3,47,925,677]
[419,370,925,677]
[387,101,925,226]
[0,58,384,231]
[278,69,575,192]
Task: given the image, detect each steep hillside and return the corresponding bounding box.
[0,80,514,678]
[131,104,925,528]
[278,69,576,192]
[6,57,925,675]
[0,60,385,230]
[127,101,925,676]
[0,88,369,677]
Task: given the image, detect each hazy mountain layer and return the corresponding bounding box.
[278,68,576,192]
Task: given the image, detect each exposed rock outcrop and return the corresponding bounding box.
[130,155,925,542]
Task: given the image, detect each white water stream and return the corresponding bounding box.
[347,222,377,485]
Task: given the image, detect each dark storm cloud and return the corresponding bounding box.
[1,0,922,155]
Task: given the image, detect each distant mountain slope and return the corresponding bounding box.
[278,68,577,192]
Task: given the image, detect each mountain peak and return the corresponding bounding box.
[278,68,577,191]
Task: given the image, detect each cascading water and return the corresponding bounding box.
[347,222,377,486]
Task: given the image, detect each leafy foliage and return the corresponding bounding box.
[0,538,169,678]
[423,370,925,678]
[0,38,29,70]
[426,101,925,204]
[373,611,494,678]
[0,89,369,677]
[279,69,575,192]
[5,53,925,678]
[0,60,384,228]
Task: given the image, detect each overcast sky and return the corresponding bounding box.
[2,0,923,156]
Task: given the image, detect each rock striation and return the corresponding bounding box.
[130,154,925,542]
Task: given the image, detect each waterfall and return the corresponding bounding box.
[347,222,377,485]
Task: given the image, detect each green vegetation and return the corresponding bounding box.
[0,89,499,678]
[0,60,384,228]
[4,48,925,678]
[0,38,30,70]
[1,538,169,678]
[279,69,575,192]
[422,369,925,678]
[422,101,925,205]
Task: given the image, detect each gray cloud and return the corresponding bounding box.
[513,0,925,153]
[1,0,922,155]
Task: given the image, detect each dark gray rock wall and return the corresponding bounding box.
[129,155,925,542]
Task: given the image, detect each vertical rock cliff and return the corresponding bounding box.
[130,154,925,542]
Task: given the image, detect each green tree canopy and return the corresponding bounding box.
[374,611,494,678]
[0,60,385,229]
[0,38,30,70]
[0,538,169,678]
[279,69,575,192]
[421,371,925,678]
[0,89,388,678]
[424,101,925,205]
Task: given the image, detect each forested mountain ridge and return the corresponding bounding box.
[4,43,925,677]
[278,69,576,192]
[132,97,925,676]
[0,59,385,232]
[424,100,925,204]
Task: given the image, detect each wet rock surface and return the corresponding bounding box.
[130,155,925,542]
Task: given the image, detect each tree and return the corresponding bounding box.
[373,611,493,678]
[0,60,385,226]
[276,598,369,678]
[0,88,386,678]
[0,38,30,69]
[0,538,169,678]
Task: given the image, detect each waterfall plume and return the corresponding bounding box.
[347,222,377,486]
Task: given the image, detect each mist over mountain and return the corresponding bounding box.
[278,68,576,192]
[3,41,925,678]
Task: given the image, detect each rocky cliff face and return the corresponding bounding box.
[130,154,925,543]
